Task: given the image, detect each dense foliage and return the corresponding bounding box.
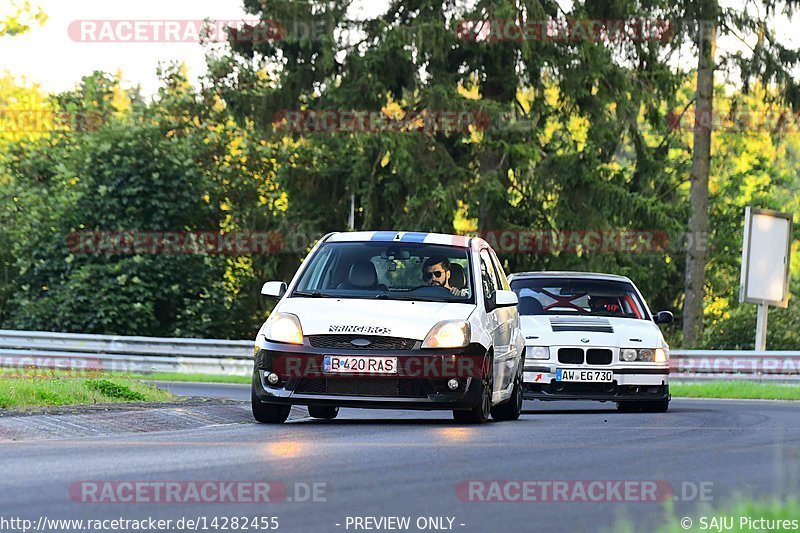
[1,1,799,347]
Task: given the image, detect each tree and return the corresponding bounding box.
[0,1,46,37]
[684,7,718,347]
[210,0,688,304]
[2,69,285,337]
[677,0,800,345]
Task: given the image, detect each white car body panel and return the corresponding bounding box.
[275,298,476,340]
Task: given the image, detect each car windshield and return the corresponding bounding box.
[291,241,474,303]
[510,278,648,320]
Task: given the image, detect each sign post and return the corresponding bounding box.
[739,207,792,350]
[754,304,768,351]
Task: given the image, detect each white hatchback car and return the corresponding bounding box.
[507,271,673,412]
[252,231,526,424]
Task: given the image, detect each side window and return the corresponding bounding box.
[479,250,498,301]
[296,247,333,291]
[488,249,510,290]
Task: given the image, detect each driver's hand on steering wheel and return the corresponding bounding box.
[449,286,466,296]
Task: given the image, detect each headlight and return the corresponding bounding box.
[422,320,470,349]
[527,346,550,360]
[620,348,667,363]
[263,312,303,344]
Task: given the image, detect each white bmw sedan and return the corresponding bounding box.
[507,271,673,412]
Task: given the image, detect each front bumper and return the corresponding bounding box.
[522,365,669,401]
[252,339,489,411]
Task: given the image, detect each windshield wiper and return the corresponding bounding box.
[292,290,332,298]
[380,294,469,303]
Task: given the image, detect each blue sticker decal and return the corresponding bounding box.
[370,231,399,241]
[399,232,428,243]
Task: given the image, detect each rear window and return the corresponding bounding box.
[510,278,648,320]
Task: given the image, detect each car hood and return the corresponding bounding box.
[277,298,476,340]
[519,315,664,347]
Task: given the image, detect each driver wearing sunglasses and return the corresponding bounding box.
[422,256,468,297]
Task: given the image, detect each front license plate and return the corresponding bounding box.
[556,369,613,382]
[323,355,398,374]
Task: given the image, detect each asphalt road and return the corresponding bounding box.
[1,383,798,533]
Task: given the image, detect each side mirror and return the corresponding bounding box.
[491,290,519,310]
[261,281,287,298]
[654,311,674,325]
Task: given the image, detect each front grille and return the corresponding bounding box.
[586,348,613,365]
[550,317,614,333]
[294,378,427,398]
[307,335,416,350]
[294,377,328,394]
[558,348,584,364]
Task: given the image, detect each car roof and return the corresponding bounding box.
[325,231,487,249]
[508,271,634,283]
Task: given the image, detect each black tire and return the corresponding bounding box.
[453,360,493,424]
[251,390,291,423]
[491,373,523,421]
[308,405,339,419]
[641,399,670,413]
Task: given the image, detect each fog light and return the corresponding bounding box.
[267,373,279,385]
[447,379,459,390]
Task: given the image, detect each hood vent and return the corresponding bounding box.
[549,317,614,334]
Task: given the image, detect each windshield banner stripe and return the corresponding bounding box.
[370,231,399,241]
[400,232,428,242]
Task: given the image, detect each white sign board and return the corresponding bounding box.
[740,207,792,308]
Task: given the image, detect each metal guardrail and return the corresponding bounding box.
[0,329,253,376]
[1,329,799,381]
[669,349,800,382]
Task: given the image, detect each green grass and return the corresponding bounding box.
[616,498,800,532]
[2,369,798,403]
[123,372,250,384]
[671,381,800,400]
[0,376,175,408]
